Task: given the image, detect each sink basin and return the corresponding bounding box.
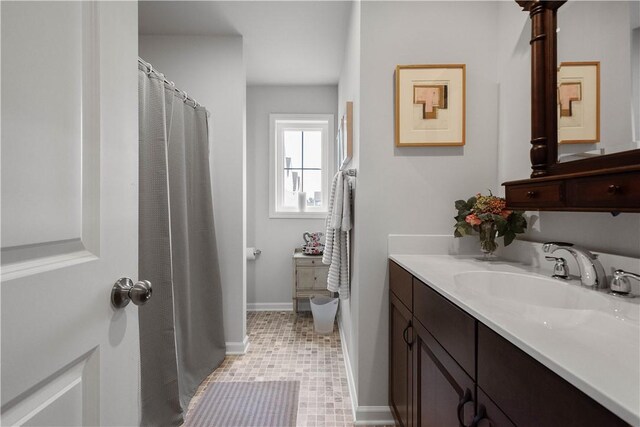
[453,271,605,328]
[454,271,603,309]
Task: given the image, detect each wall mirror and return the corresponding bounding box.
[503,0,640,213]
[557,1,640,163]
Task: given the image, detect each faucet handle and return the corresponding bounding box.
[542,242,574,253]
[610,269,640,296]
[545,256,570,279]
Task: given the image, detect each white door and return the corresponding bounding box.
[1,2,141,426]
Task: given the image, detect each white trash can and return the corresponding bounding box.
[310,296,339,334]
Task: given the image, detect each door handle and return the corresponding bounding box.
[111,278,152,308]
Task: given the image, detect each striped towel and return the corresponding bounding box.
[323,171,353,299]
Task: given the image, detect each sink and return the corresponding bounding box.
[454,271,602,309]
[453,271,606,329]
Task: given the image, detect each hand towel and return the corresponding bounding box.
[323,171,352,299]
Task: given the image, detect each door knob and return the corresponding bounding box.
[111,278,152,308]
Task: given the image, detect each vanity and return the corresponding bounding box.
[388,255,639,427]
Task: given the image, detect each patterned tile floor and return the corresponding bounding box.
[187,311,355,426]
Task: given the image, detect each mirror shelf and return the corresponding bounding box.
[503,0,640,213]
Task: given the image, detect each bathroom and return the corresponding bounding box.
[1,1,639,426]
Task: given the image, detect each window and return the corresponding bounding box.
[270,114,334,218]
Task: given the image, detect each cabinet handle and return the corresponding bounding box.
[607,184,621,195]
[406,323,415,348]
[470,404,487,427]
[402,321,415,348]
[457,388,473,427]
[402,323,410,346]
[526,190,537,199]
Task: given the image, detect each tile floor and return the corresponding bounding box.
[187,311,355,426]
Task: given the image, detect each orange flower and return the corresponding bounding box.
[465,213,482,226]
[500,210,512,219]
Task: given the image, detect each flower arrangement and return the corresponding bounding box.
[454,192,527,255]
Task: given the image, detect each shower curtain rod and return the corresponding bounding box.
[138,58,211,116]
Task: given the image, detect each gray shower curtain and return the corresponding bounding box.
[138,62,226,427]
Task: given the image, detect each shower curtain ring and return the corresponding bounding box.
[146,64,153,76]
[183,92,189,102]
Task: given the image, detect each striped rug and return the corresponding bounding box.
[184,381,300,427]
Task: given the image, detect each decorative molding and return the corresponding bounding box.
[246,302,293,312]
[225,335,250,355]
[1,250,97,282]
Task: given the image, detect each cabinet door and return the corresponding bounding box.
[477,323,628,427]
[296,267,314,290]
[413,319,475,427]
[474,388,515,427]
[390,293,413,427]
[313,266,329,290]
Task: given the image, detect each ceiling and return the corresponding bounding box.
[139,1,352,85]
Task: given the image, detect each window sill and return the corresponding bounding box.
[269,211,328,220]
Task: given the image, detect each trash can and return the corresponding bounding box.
[309,296,339,334]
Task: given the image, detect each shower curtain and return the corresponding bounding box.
[138,61,226,426]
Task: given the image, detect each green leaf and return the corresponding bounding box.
[454,229,463,238]
[493,214,507,225]
[467,196,477,207]
[504,231,516,246]
[506,212,527,234]
[455,210,471,222]
[455,200,467,211]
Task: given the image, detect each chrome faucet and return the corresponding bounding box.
[542,242,607,289]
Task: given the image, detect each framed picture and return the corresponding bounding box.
[557,61,600,144]
[395,64,466,147]
[337,101,353,170]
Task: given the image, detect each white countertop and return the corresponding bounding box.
[389,254,640,426]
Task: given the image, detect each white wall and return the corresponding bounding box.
[336,0,360,403]
[246,85,338,308]
[139,35,248,348]
[496,1,640,258]
[355,1,500,407]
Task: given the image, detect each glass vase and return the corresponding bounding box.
[478,221,498,259]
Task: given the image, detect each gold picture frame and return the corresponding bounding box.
[557,61,600,144]
[395,64,466,147]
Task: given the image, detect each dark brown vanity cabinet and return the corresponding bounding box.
[389,261,414,427]
[388,260,629,427]
[390,260,484,427]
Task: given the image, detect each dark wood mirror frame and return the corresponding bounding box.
[503,0,640,213]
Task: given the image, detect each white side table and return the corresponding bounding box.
[292,248,331,313]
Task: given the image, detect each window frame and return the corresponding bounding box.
[269,113,334,219]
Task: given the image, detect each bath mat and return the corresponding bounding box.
[184,381,300,427]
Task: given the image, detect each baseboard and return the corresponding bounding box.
[338,315,358,421]
[353,406,396,425]
[338,316,395,426]
[246,302,293,311]
[225,335,250,355]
